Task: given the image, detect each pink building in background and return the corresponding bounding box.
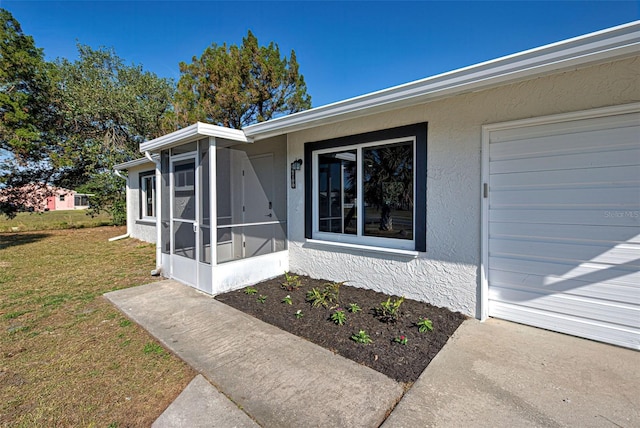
[45,189,91,211]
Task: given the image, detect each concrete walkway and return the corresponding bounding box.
[105,280,403,427]
[105,280,639,428]
[383,319,639,428]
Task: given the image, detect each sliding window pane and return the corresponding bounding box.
[362,141,413,240]
[318,150,356,234]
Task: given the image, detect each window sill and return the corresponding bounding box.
[136,218,156,226]
[304,239,419,259]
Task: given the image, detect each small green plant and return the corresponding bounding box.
[351,330,373,344]
[347,303,361,313]
[394,335,408,345]
[257,295,267,303]
[119,319,132,327]
[281,271,302,291]
[295,309,304,319]
[306,281,343,308]
[244,286,257,295]
[417,317,433,332]
[375,296,405,323]
[282,295,293,305]
[143,342,165,356]
[306,287,326,308]
[331,308,347,326]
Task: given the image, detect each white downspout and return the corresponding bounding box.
[145,150,163,276]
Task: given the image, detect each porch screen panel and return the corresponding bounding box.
[216,147,234,263]
[161,150,170,254]
[200,140,211,264]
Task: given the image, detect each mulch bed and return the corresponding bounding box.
[215,274,467,383]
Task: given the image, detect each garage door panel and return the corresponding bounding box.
[489,257,640,290]
[485,106,640,349]
[488,113,639,144]
[490,186,639,207]
[490,146,639,174]
[490,222,640,244]
[489,267,640,304]
[489,285,639,328]
[489,125,639,160]
[489,209,639,226]
[489,301,640,350]
[490,238,639,266]
[490,165,640,191]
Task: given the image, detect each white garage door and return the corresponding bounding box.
[483,104,640,350]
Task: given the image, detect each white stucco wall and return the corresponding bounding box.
[125,162,157,243]
[286,56,640,318]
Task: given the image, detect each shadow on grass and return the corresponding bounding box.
[0,233,52,250]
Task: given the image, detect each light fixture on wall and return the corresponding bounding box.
[290,159,303,189]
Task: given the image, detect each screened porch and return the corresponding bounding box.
[141,123,288,295]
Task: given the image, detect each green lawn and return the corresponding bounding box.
[0,210,113,232]
[0,226,194,427]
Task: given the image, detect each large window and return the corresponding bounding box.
[306,123,426,251]
[140,171,156,219]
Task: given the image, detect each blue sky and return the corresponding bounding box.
[2,1,638,107]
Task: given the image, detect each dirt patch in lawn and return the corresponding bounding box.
[216,274,467,383]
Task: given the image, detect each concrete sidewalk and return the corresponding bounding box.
[105,280,639,427]
[105,280,403,427]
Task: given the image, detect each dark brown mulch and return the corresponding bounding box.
[215,274,467,383]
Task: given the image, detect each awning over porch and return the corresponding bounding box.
[140,122,251,154]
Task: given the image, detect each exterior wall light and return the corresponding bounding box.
[290,159,303,189]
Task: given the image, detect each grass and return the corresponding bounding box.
[0,226,194,427]
[0,210,113,233]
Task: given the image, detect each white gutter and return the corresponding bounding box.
[244,20,640,140]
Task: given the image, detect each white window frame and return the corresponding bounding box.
[312,136,416,251]
[140,173,156,220]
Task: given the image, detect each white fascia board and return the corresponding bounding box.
[244,21,640,140]
[140,122,250,153]
[114,156,158,171]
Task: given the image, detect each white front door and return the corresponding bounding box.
[171,156,198,287]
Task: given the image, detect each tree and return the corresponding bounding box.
[0,9,57,216]
[166,30,311,130]
[50,45,174,222]
[0,8,174,221]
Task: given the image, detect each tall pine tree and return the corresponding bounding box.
[166,31,311,130]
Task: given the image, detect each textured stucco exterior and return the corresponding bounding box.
[285,56,640,318]
[125,162,157,243]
